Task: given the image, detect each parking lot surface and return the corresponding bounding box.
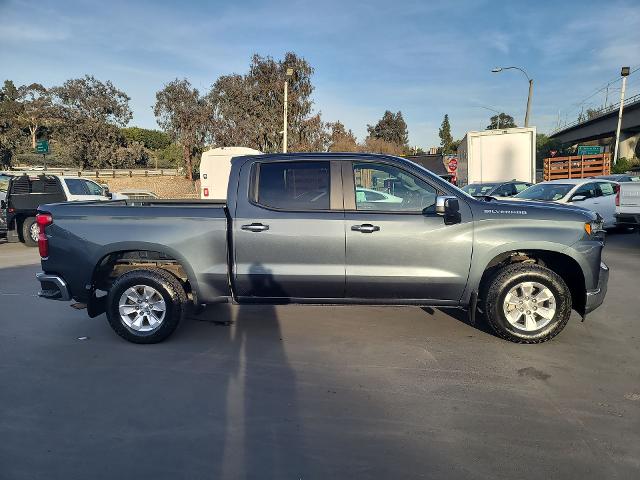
[1,235,639,479]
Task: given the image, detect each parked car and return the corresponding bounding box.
[615,181,640,230]
[596,174,640,183]
[511,179,619,228]
[4,174,111,246]
[112,189,159,200]
[355,187,403,204]
[462,180,532,198]
[35,153,607,345]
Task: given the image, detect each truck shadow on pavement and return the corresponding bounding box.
[187,264,308,478]
[424,306,497,337]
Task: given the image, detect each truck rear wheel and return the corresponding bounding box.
[106,268,187,344]
[484,264,572,343]
[21,217,39,247]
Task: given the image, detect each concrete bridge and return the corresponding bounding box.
[550,94,640,159]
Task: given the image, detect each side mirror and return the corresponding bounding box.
[571,195,586,202]
[435,195,461,225]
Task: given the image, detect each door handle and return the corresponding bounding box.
[241,223,270,232]
[351,223,380,233]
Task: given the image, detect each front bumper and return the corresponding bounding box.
[584,261,609,315]
[36,272,71,301]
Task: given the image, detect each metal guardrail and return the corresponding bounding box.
[0,168,180,178]
[550,93,640,136]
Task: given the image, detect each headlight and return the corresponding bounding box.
[585,217,604,235]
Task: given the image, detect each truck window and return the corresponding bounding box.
[597,182,615,196]
[83,180,105,196]
[256,161,330,210]
[352,162,437,212]
[65,178,89,195]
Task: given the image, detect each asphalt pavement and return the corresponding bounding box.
[1,234,639,479]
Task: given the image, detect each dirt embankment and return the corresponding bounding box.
[100,176,199,199]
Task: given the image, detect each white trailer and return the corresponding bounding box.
[456,127,536,186]
[199,147,262,199]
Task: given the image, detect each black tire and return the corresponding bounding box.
[484,263,572,344]
[106,268,187,344]
[21,216,38,247]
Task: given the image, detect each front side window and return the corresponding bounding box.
[514,183,531,193]
[256,161,330,210]
[353,162,437,212]
[571,183,597,200]
[65,178,89,195]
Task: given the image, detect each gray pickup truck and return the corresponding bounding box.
[35,153,609,344]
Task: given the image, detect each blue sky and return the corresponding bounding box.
[2,0,639,147]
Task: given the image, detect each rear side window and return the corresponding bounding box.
[65,178,89,195]
[597,182,615,196]
[256,161,330,210]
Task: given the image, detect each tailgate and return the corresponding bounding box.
[618,183,640,213]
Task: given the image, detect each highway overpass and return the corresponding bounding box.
[550,94,640,159]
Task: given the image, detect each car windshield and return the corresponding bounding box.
[462,183,499,196]
[514,183,574,201]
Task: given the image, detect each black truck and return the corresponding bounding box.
[34,153,609,344]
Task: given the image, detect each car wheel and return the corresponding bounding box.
[21,217,39,247]
[484,263,572,343]
[106,268,187,344]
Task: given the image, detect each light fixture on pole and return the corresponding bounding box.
[283,67,294,153]
[491,66,534,127]
[613,66,630,165]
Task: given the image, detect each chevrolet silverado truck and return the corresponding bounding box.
[35,153,609,344]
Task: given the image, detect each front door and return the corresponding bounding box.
[233,159,346,300]
[344,160,473,302]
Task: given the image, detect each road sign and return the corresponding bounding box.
[577,145,603,155]
[447,158,458,171]
[550,150,558,157]
[35,140,49,154]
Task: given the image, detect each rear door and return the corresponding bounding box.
[233,159,345,299]
[343,159,473,302]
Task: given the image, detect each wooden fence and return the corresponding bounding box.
[543,154,610,181]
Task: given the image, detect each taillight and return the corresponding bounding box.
[36,213,53,258]
[203,187,209,197]
[615,184,620,207]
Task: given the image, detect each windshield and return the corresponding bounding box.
[462,183,499,196]
[514,183,574,201]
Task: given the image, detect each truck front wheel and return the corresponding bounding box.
[484,264,572,343]
[106,268,187,344]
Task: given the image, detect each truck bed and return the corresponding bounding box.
[39,199,231,303]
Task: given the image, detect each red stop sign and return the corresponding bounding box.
[448,158,458,171]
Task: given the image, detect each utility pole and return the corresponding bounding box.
[613,66,630,165]
[282,67,293,153]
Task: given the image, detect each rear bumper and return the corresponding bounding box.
[584,262,609,315]
[36,272,71,301]
[615,213,640,228]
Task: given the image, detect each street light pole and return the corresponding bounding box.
[491,66,533,127]
[282,68,293,153]
[613,66,630,165]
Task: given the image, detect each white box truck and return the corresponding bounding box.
[456,127,536,186]
[199,147,262,199]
